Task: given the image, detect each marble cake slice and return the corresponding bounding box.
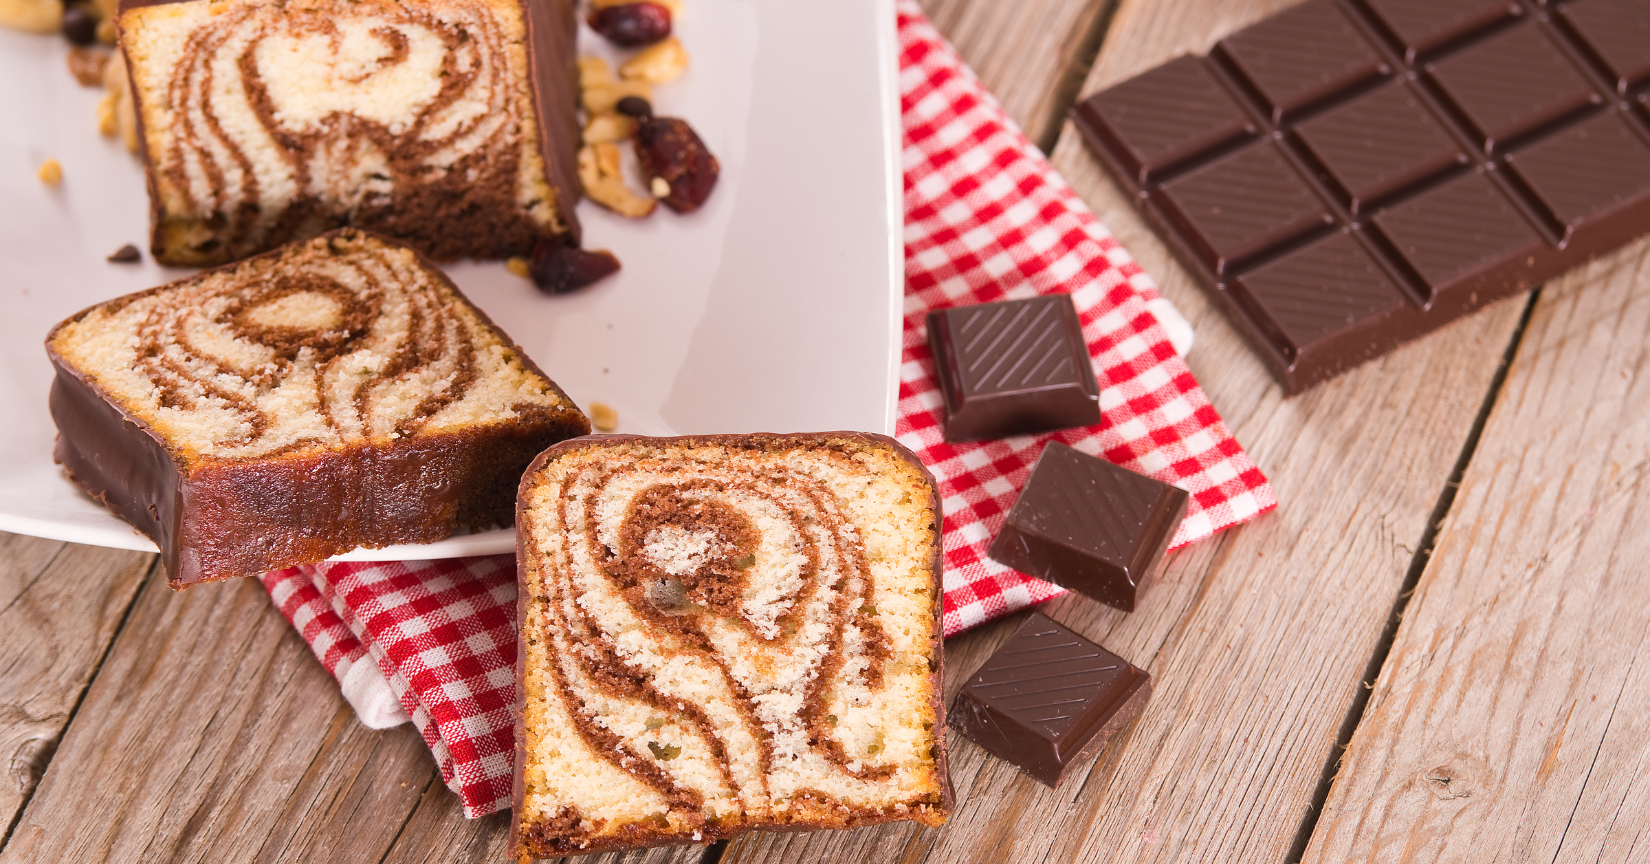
[117,0,582,266]
[47,228,590,587]
[513,433,953,858]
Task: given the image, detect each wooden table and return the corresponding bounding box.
[5,0,1648,861]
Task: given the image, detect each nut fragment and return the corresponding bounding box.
[36,158,63,186]
[650,176,670,198]
[588,2,671,48]
[588,401,618,432]
[577,55,614,88]
[93,14,113,44]
[505,256,531,278]
[578,144,656,218]
[620,36,689,84]
[0,0,63,35]
[103,47,138,153]
[582,112,637,145]
[528,242,622,294]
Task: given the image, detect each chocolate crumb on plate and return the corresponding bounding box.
[106,244,141,263]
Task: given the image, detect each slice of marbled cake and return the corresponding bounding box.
[116,0,582,265]
[513,433,952,858]
[47,228,589,587]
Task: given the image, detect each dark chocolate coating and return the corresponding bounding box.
[1072,0,1650,394]
[987,442,1187,613]
[950,611,1152,787]
[925,295,1101,443]
[511,432,954,860]
[46,230,591,588]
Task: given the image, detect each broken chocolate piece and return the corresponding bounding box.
[987,442,1187,612]
[1072,0,1650,393]
[950,611,1151,787]
[106,244,141,263]
[925,295,1100,443]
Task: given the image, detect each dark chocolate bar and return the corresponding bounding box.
[987,442,1187,613]
[950,611,1152,787]
[925,295,1101,442]
[1073,0,1650,393]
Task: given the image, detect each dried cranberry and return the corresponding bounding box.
[529,243,621,294]
[61,7,97,46]
[588,3,672,48]
[635,115,720,213]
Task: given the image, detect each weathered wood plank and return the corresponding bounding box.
[0,575,435,863]
[917,0,1113,148]
[0,538,152,836]
[725,0,1535,860]
[1302,242,1650,863]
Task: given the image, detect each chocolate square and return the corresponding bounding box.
[1216,0,1388,122]
[1234,230,1412,372]
[1073,55,1257,184]
[1362,0,1523,62]
[1156,141,1336,276]
[1372,170,1544,298]
[1294,81,1470,214]
[1558,0,1650,95]
[1425,22,1602,153]
[987,442,1188,612]
[926,295,1101,444]
[1506,111,1650,243]
[950,611,1152,787]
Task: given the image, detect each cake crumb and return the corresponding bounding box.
[37,158,62,186]
[589,401,618,432]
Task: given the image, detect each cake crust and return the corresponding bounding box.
[512,433,953,860]
[47,228,590,586]
[116,0,582,266]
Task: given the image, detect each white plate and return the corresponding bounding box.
[0,0,903,560]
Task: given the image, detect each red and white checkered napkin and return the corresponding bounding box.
[258,0,1276,818]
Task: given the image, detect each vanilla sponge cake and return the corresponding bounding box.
[117,0,581,266]
[514,433,952,858]
[47,228,590,587]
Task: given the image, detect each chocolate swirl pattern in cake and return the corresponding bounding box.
[119,0,574,265]
[53,230,563,461]
[515,435,950,856]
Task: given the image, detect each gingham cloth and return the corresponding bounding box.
[259,0,1275,818]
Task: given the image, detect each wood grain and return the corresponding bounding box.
[0,539,151,836]
[724,0,1535,861]
[0,576,435,864]
[916,0,1113,148]
[1302,242,1650,863]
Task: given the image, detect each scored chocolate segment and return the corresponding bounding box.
[1234,231,1412,368]
[1506,112,1650,245]
[1556,0,1650,95]
[986,442,1188,613]
[1074,55,1257,184]
[1156,142,1335,276]
[1215,0,1389,122]
[1293,81,1470,214]
[1425,22,1602,153]
[926,295,1101,443]
[1373,170,1545,298]
[1360,0,1524,63]
[949,612,1152,788]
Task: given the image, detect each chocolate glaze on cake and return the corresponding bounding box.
[48,229,590,587]
[117,0,582,266]
[513,433,952,859]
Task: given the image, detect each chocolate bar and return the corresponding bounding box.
[925,295,1100,442]
[1073,0,1650,393]
[988,442,1187,612]
[950,611,1152,787]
